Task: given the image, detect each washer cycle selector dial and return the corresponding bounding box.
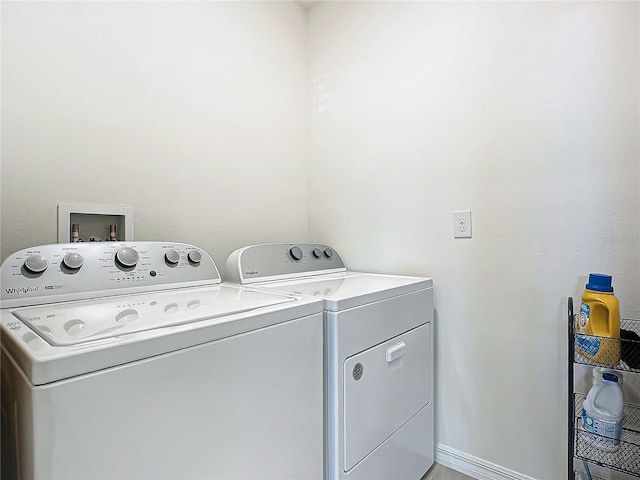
[312,248,322,259]
[324,248,334,258]
[165,250,180,265]
[115,247,139,268]
[289,246,303,261]
[24,255,48,274]
[62,252,84,270]
[188,250,201,265]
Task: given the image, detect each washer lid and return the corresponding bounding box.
[11,284,295,346]
[2,284,323,385]
[258,272,433,311]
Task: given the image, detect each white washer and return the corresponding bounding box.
[1,242,324,480]
[225,243,434,480]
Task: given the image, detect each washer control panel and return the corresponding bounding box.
[1,242,220,308]
[225,243,346,284]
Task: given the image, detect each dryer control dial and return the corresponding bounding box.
[62,252,84,270]
[324,248,334,258]
[289,246,303,261]
[115,247,139,268]
[312,248,322,259]
[24,255,48,274]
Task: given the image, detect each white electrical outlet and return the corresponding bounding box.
[453,210,472,238]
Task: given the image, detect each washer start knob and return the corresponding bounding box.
[289,246,303,261]
[24,255,48,274]
[115,247,139,268]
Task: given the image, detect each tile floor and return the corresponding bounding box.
[421,463,475,480]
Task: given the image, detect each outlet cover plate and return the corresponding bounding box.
[453,210,472,238]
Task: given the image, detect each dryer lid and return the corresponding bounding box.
[11,284,295,346]
[258,272,432,311]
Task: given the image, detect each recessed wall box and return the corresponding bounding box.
[57,203,134,243]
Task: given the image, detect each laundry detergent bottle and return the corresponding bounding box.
[575,274,621,366]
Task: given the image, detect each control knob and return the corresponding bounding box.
[24,255,48,274]
[62,252,84,270]
[289,246,303,261]
[324,248,334,258]
[188,250,202,264]
[165,250,180,265]
[115,247,139,268]
[312,248,322,259]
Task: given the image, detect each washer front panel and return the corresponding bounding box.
[2,310,325,479]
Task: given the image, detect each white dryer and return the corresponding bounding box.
[225,243,434,480]
[1,242,324,480]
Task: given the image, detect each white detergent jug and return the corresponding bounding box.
[582,372,624,451]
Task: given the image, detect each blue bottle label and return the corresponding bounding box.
[581,408,621,448]
[576,335,600,356]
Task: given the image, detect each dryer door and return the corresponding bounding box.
[343,323,431,472]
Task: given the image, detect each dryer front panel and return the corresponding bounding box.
[343,322,431,472]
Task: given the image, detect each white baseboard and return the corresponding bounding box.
[435,444,538,480]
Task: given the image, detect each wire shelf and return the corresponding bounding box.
[573,472,608,480]
[574,393,640,477]
[574,318,640,373]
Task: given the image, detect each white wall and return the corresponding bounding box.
[307,2,639,479]
[2,2,639,479]
[1,1,308,265]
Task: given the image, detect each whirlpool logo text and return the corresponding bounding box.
[5,286,39,296]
